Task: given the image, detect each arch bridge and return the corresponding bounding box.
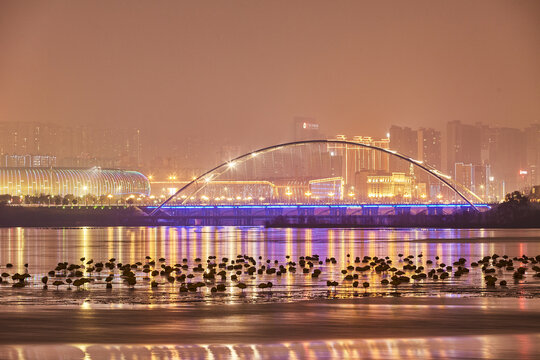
[148,140,487,224]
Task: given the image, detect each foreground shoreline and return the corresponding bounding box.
[1,297,539,345]
[2,333,540,360]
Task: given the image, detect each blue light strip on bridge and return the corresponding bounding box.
[146,204,491,210]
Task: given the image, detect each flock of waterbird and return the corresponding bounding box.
[1,252,540,295]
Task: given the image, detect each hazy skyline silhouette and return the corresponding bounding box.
[1,0,539,156]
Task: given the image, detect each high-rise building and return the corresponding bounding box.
[389,125,418,174]
[488,127,525,193]
[417,128,441,170]
[446,121,482,177]
[1,154,57,168]
[389,125,418,158]
[0,121,144,170]
[327,135,390,186]
[454,163,474,193]
[525,123,540,186]
[454,162,493,202]
[293,117,321,141]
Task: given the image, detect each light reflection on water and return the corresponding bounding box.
[2,334,540,360]
[0,227,540,304]
[1,227,540,275]
[0,229,539,359]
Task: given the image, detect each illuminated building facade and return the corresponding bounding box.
[309,177,344,201]
[363,172,413,200]
[151,180,276,201]
[327,135,390,186]
[0,167,150,197]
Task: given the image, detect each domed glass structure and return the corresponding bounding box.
[0,167,150,197]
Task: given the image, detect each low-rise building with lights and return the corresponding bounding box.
[362,172,414,200]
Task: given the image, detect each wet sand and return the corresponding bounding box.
[1,334,540,360]
[2,297,540,344]
[1,297,540,359]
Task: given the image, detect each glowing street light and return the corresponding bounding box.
[82,186,89,205]
[285,187,292,202]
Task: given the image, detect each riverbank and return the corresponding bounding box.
[268,203,540,228]
[0,205,155,227]
[1,203,539,228]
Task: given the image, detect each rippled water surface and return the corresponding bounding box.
[1,227,540,359]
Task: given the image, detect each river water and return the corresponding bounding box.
[0,227,540,359]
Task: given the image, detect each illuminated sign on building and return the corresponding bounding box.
[302,122,319,130]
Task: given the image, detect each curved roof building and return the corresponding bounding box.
[0,167,150,197]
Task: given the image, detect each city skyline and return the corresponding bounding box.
[1,1,540,155]
[2,3,540,359]
[1,117,539,204]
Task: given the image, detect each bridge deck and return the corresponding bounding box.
[144,204,491,226]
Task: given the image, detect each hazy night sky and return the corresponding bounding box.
[1,0,539,156]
